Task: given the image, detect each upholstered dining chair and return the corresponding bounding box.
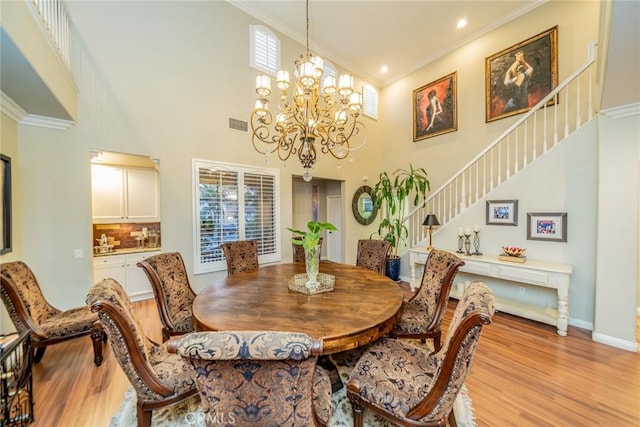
[390,249,465,352]
[87,278,197,427]
[220,240,259,276]
[169,330,333,426]
[293,236,324,263]
[136,252,196,342]
[347,280,495,427]
[355,239,391,275]
[0,261,105,366]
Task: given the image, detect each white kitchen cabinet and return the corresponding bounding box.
[93,252,154,301]
[91,165,160,223]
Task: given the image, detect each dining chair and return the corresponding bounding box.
[220,240,259,276]
[87,278,197,427]
[293,236,324,263]
[390,249,465,351]
[355,239,391,275]
[168,330,333,426]
[347,280,495,427]
[136,252,196,342]
[0,261,105,366]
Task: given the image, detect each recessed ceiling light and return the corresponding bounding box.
[457,18,467,29]
[380,65,388,73]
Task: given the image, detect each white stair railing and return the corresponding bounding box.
[29,0,71,70]
[406,51,597,250]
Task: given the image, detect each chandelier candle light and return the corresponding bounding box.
[250,0,366,182]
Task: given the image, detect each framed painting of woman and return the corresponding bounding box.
[413,71,457,141]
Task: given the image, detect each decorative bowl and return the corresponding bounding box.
[502,246,526,257]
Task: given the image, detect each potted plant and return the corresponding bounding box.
[371,164,430,281]
[287,221,337,287]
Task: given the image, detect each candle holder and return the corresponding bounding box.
[456,235,464,254]
[472,231,482,255]
[464,233,472,255]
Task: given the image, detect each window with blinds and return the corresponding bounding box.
[193,160,280,274]
[363,84,378,120]
[250,25,279,74]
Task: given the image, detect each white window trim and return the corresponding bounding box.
[192,159,281,274]
[250,24,280,75]
[363,83,379,120]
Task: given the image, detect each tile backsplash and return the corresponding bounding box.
[92,222,161,249]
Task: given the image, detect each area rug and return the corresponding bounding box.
[111,341,476,426]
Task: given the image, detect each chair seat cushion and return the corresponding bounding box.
[348,337,440,423]
[150,343,196,394]
[313,365,333,424]
[39,307,98,340]
[393,302,430,335]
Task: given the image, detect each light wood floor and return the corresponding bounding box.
[28,291,640,427]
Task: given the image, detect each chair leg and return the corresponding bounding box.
[162,328,170,343]
[136,402,152,427]
[433,333,441,352]
[33,347,46,363]
[448,408,457,426]
[91,323,105,366]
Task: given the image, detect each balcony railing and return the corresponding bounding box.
[29,0,70,69]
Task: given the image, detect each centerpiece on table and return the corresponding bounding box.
[287,221,337,294]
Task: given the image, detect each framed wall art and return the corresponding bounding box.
[486,199,518,226]
[485,26,558,122]
[527,212,567,242]
[413,71,457,141]
[1,154,12,254]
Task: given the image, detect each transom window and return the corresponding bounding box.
[250,25,280,75]
[363,84,378,120]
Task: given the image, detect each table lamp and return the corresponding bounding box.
[423,214,440,251]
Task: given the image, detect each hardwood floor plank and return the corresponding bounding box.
[25,293,640,427]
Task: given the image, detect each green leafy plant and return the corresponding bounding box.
[287,221,337,252]
[371,164,430,257]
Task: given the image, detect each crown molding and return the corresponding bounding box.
[600,102,640,119]
[1,92,75,130]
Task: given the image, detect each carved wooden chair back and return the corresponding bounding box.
[355,239,391,275]
[347,280,495,427]
[137,252,196,342]
[390,249,465,351]
[86,278,197,427]
[220,240,259,276]
[170,330,332,426]
[0,260,104,366]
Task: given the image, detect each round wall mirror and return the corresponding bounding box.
[352,185,378,225]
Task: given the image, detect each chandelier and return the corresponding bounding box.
[250,0,366,182]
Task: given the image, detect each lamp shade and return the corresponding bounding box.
[423,214,440,227]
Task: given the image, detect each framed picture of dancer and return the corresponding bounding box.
[485,26,558,122]
[413,71,457,141]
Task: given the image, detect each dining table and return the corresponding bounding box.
[192,261,404,355]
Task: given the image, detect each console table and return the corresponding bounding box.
[408,248,573,336]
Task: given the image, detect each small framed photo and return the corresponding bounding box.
[486,200,518,226]
[413,71,457,141]
[527,212,567,242]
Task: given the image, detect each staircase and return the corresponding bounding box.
[405,47,598,251]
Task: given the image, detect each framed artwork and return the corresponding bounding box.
[1,154,12,255]
[527,212,567,242]
[486,199,518,226]
[485,26,558,122]
[413,71,457,141]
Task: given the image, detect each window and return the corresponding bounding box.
[193,160,280,274]
[250,25,279,74]
[363,84,378,119]
[322,60,337,92]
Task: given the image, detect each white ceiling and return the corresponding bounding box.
[228,0,545,87]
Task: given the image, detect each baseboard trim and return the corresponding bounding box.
[592,331,638,352]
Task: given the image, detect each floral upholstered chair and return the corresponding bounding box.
[0,261,105,366]
[137,252,196,342]
[355,239,391,275]
[220,240,259,276]
[169,330,333,426]
[390,249,465,351]
[346,281,495,427]
[87,278,197,427]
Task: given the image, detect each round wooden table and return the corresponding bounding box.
[192,262,404,354]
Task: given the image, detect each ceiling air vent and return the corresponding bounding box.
[228,117,248,132]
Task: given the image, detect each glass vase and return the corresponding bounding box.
[305,244,320,288]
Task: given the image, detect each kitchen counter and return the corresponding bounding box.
[93,247,162,257]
